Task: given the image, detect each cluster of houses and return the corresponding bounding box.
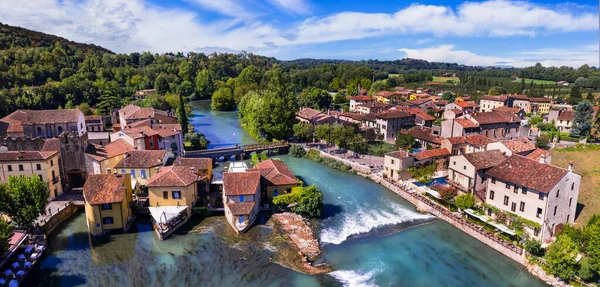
[296,88,583,244]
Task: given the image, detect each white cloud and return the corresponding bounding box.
[267,0,311,14]
[398,44,599,68]
[189,0,256,19]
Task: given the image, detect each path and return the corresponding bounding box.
[35,189,84,226]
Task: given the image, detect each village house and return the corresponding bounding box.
[83,173,133,237]
[296,108,337,126]
[84,115,106,132]
[443,109,463,120]
[525,148,552,164]
[440,134,498,156]
[445,101,479,114]
[530,97,553,114]
[356,102,394,115]
[375,91,403,104]
[404,126,442,149]
[128,120,185,155]
[0,109,87,138]
[110,126,160,151]
[348,96,376,112]
[360,114,378,129]
[223,170,261,233]
[0,148,63,198]
[114,150,173,188]
[335,112,363,125]
[441,112,521,141]
[413,148,451,169]
[492,106,525,119]
[255,159,298,200]
[146,165,202,240]
[118,105,177,129]
[408,108,436,127]
[84,139,136,175]
[383,150,414,181]
[375,111,413,141]
[509,94,531,113]
[485,155,580,242]
[479,95,510,112]
[448,150,507,200]
[546,108,574,132]
[408,99,433,112]
[487,138,537,157]
[172,157,213,199]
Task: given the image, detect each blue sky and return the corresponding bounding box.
[0,0,598,67]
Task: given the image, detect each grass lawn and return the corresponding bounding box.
[432,76,460,83]
[514,78,557,85]
[366,141,397,156]
[552,148,600,225]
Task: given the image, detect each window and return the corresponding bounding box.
[519,202,525,212]
[571,182,575,190]
[38,175,43,181]
[51,170,55,180]
[121,169,126,174]
[18,164,23,171]
[553,206,557,216]
[463,165,466,170]
[141,170,147,179]
[511,202,516,212]
[101,203,112,210]
[149,141,154,148]
[57,126,63,134]
[536,208,543,218]
[567,215,570,222]
[286,188,292,193]
[505,183,511,189]
[491,177,496,184]
[37,127,42,136]
[556,190,560,198]
[569,198,572,207]
[239,216,245,224]
[503,196,509,206]
[273,188,278,197]
[489,190,495,200]
[50,160,53,167]
[102,217,114,224]
[36,164,41,170]
[172,191,181,199]
[239,195,245,202]
[522,187,527,194]
[130,170,136,178]
[538,192,544,200]
[391,159,395,165]
[7,165,12,172]
[163,191,168,199]
[514,186,518,194]
[453,161,456,166]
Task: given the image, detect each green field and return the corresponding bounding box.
[432,76,460,83]
[514,78,557,85]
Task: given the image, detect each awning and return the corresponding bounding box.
[148,206,188,224]
[464,209,517,236]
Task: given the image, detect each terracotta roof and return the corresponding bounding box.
[120,126,159,140]
[456,101,479,108]
[436,100,449,106]
[83,174,128,205]
[126,107,170,120]
[296,108,323,120]
[492,106,521,114]
[509,94,529,100]
[0,109,82,135]
[481,95,508,102]
[85,139,135,162]
[409,99,431,105]
[465,134,498,146]
[375,91,400,98]
[386,150,410,159]
[255,159,297,186]
[227,202,256,216]
[42,138,61,152]
[375,111,411,120]
[557,110,575,121]
[462,150,507,170]
[486,155,568,193]
[501,138,536,154]
[529,97,552,103]
[349,96,373,101]
[128,119,152,128]
[0,150,57,161]
[361,114,377,122]
[454,118,479,128]
[114,150,169,169]
[172,158,212,171]
[526,149,552,162]
[405,126,442,144]
[414,111,436,121]
[339,112,363,121]
[85,115,102,121]
[445,137,466,145]
[414,148,450,161]
[356,102,394,109]
[223,171,261,196]
[471,112,520,125]
[448,109,463,115]
[145,165,199,187]
[119,105,141,117]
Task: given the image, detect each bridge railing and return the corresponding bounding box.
[242,142,289,151]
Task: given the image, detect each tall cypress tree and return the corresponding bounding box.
[178,94,189,134]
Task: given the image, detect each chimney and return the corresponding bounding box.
[539,155,545,164]
[568,160,574,172]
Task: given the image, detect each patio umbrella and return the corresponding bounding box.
[8,280,17,287]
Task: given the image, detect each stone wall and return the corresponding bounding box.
[41,202,81,235]
[316,150,372,174]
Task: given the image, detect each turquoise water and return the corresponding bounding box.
[33,100,546,286]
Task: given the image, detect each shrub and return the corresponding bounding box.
[455,194,475,210]
[439,186,458,203]
[273,185,323,218]
[494,211,508,225]
[524,238,544,256]
[545,234,578,280]
[289,145,306,158]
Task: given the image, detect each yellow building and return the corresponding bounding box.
[255,159,298,199]
[172,157,213,193]
[83,173,133,236]
[530,97,553,114]
[375,91,403,104]
[85,139,135,175]
[146,165,201,239]
[0,150,63,199]
[114,150,173,188]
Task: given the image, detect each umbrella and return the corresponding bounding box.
[3,270,12,277]
[11,262,19,269]
[8,280,17,287]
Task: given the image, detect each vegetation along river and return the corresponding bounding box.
[32,100,546,286]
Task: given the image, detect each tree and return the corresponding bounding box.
[293,122,314,142]
[315,124,334,144]
[584,222,600,274]
[238,89,298,140]
[409,164,437,184]
[154,74,169,95]
[289,145,306,158]
[535,134,549,149]
[195,69,215,99]
[299,87,331,110]
[178,93,189,134]
[487,86,506,95]
[439,186,458,203]
[272,185,323,218]
[570,100,594,138]
[211,87,236,111]
[441,92,455,103]
[524,239,544,256]
[455,194,475,210]
[178,80,195,98]
[0,175,50,228]
[569,85,582,104]
[0,217,14,256]
[76,103,92,115]
[395,133,416,150]
[184,132,210,150]
[545,234,578,280]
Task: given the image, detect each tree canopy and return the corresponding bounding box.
[0,175,50,228]
[570,100,594,138]
[272,185,323,218]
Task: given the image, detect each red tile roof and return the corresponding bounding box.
[227,202,256,216]
[471,112,520,125]
[386,150,410,159]
[145,165,199,187]
[529,97,552,103]
[348,96,373,101]
[223,171,261,196]
[492,106,521,114]
[0,109,83,135]
[456,101,478,108]
[126,107,170,120]
[375,91,400,98]
[83,174,128,205]
[414,148,450,161]
[462,150,507,170]
[448,109,463,115]
[525,149,552,162]
[296,108,324,120]
[509,94,529,100]
[85,115,102,121]
[405,126,442,144]
[121,126,159,140]
[375,111,411,120]
[486,155,568,193]
[454,118,479,128]
[501,138,536,154]
[255,159,297,186]
[356,102,394,109]
[465,134,498,146]
[172,158,212,172]
[114,150,169,169]
[85,139,135,162]
[557,110,575,121]
[481,95,508,102]
[0,150,57,161]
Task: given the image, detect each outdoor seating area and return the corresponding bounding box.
[0,240,45,287]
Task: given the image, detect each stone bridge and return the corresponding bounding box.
[183,142,290,161]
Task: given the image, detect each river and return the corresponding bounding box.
[32,100,546,286]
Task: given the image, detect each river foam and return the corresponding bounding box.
[320,202,433,245]
[329,270,378,287]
